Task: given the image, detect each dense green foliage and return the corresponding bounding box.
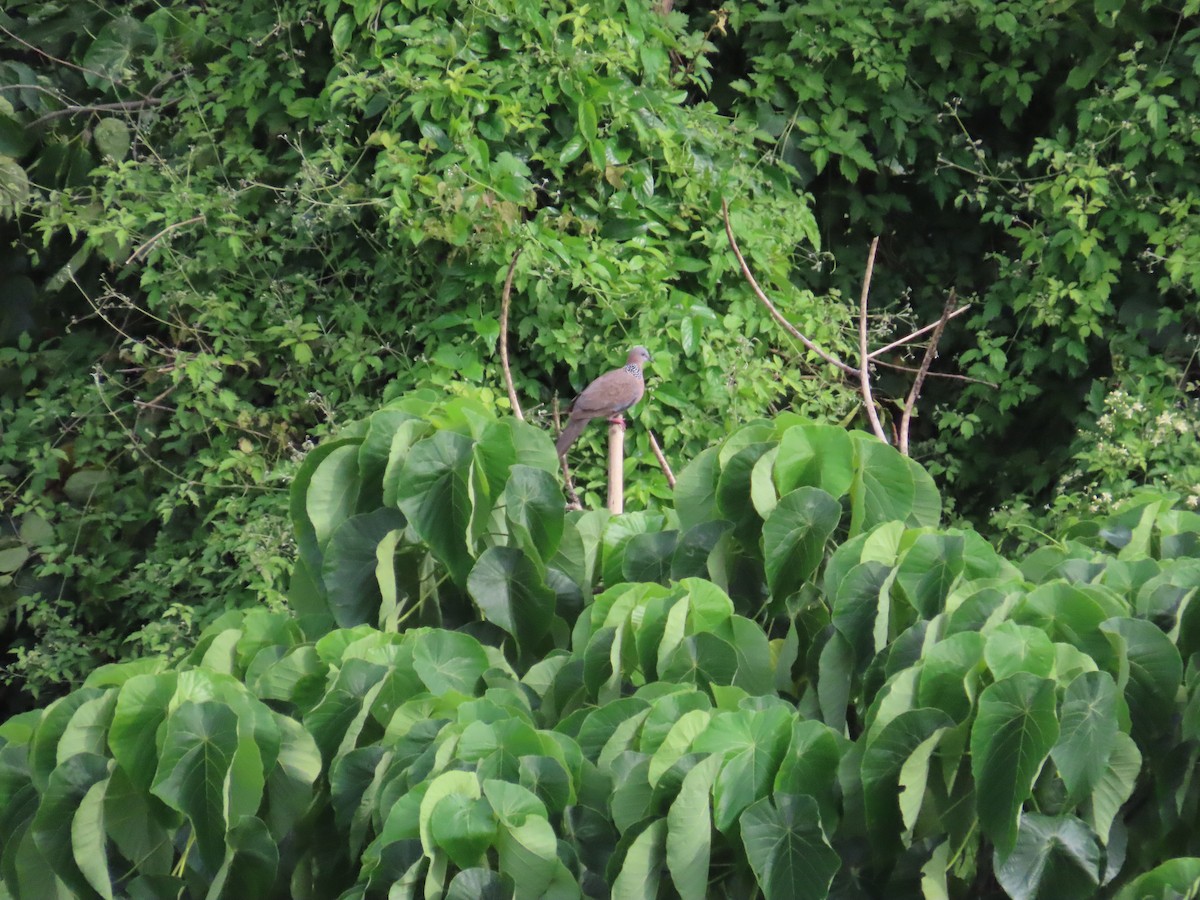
[1,0,857,699]
[1,0,1197,714]
[717,0,1200,502]
[4,396,1200,898]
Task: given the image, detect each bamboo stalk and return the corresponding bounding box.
[607,420,625,514]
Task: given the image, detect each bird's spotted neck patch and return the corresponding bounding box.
[624,364,642,378]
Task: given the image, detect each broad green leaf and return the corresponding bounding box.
[772,720,844,829]
[468,547,556,656]
[1051,671,1119,803]
[895,533,964,618]
[429,794,496,869]
[750,446,780,518]
[730,616,775,696]
[817,631,854,733]
[1086,731,1140,843]
[666,753,723,900]
[104,766,174,876]
[672,520,732,581]
[660,632,739,689]
[1114,857,1200,900]
[394,431,475,583]
[675,447,721,530]
[322,508,407,627]
[831,560,892,668]
[205,816,278,900]
[985,621,1056,680]
[518,755,573,814]
[602,512,666,588]
[918,631,985,723]
[505,464,565,563]
[72,777,114,899]
[413,630,489,695]
[305,443,363,551]
[612,819,666,900]
[740,794,840,900]
[622,530,679,584]
[482,779,547,828]
[381,419,434,507]
[716,442,775,544]
[608,753,653,832]
[861,708,954,850]
[694,707,792,832]
[648,710,712,787]
[227,720,266,832]
[898,728,945,844]
[1101,617,1183,741]
[971,674,1060,855]
[357,409,418,505]
[93,118,131,160]
[57,691,117,764]
[109,673,177,791]
[302,657,388,761]
[420,771,482,856]
[150,701,240,868]
[265,714,320,839]
[29,689,102,791]
[849,435,941,536]
[773,424,855,498]
[81,15,156,88]
[30,753,111,899]
[446,867,509,900]
[994,813,1101,900]
[762,487,841,601]
[497,814,558,900]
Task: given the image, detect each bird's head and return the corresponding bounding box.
[627,346,653,366]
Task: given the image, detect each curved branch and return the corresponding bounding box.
[499,247,525,421]
[721,199,858,378]
[857,237,889,444]
[899,289,957,456]
[869,304,971,360]
[647,430,676,489]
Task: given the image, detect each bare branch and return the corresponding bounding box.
[857,238,889,444]
[30,97,168,128]
[872,358,996,388]
[899,289,957,456]
[869,304,971,360]
[554,397,583,510]
[0,24,149,96]
[721,199,859,378]
[498,247,525,421]
[124,215,206,266]
[647,430,676,489]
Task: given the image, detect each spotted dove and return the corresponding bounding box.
[556,346,652,457]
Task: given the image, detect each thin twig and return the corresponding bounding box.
[869,304,971,360]
[553,397,583,509]
[857,238,888,443]
[0,24,141,91]
[647,430,676,488]
[722,199,859,378]
[499,247,524,421]
[30,97,167,128]
[872,359,996,388]
[899,289,958,456]
[124,215,206,266]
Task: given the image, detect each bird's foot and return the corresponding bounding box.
[607,415,626,426]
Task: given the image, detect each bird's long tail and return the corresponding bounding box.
[556,416,588,456]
